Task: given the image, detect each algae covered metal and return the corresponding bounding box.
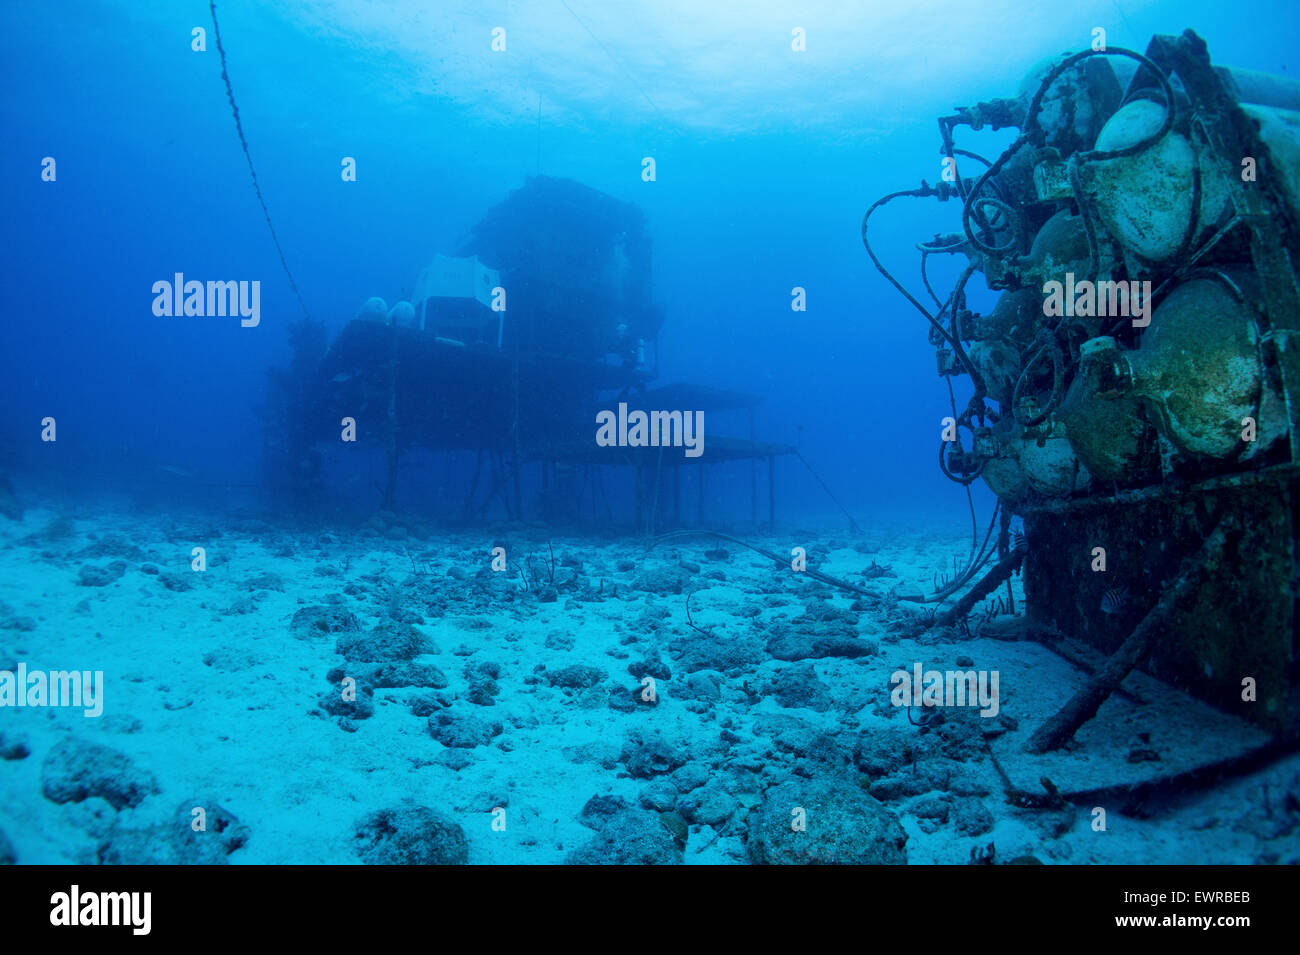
[865,29,1300,743]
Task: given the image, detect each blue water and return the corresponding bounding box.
[5,0,1291,522]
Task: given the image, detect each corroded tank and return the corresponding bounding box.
[868,29,1300,732]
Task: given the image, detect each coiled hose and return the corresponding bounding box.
[1012,330,1065,427]
[958,46,1177,258]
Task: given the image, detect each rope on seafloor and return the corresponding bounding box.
[210,1,311,320]
[646,530,879,601]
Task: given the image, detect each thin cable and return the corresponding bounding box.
[947,374,980,562]
[796,451,862,533]
[558,0,664,121]
[210,1,311,320]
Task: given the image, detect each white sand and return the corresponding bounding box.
[1,500,1296,865]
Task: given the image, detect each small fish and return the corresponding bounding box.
[158,465,193,479]
[331,371,355,384]
[1100,586,1129,615]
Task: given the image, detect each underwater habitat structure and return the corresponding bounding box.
[865,29,1300,778]
[13,0,1300,890]
[265,175,795,530]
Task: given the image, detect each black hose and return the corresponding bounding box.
[1170,130,1204,262]
[959,141,1030,257]
[861,191,988,399]
[959,46,1177,258]
[919,249,943,310]
[645,530,878,599]
[968,196,1023,253]
[948,375,981,567]
[945,146,994,202]
[1012,332,1065,427]
[953,148,994,170]
[1026,48,1175,159]
[949,263,976,344]
[899,500,1003,604]
[939,429,985,485]
[864,189,992,586]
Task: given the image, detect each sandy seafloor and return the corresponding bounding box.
[1,496,1297,866]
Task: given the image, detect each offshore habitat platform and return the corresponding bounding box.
[264,175,794,532]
